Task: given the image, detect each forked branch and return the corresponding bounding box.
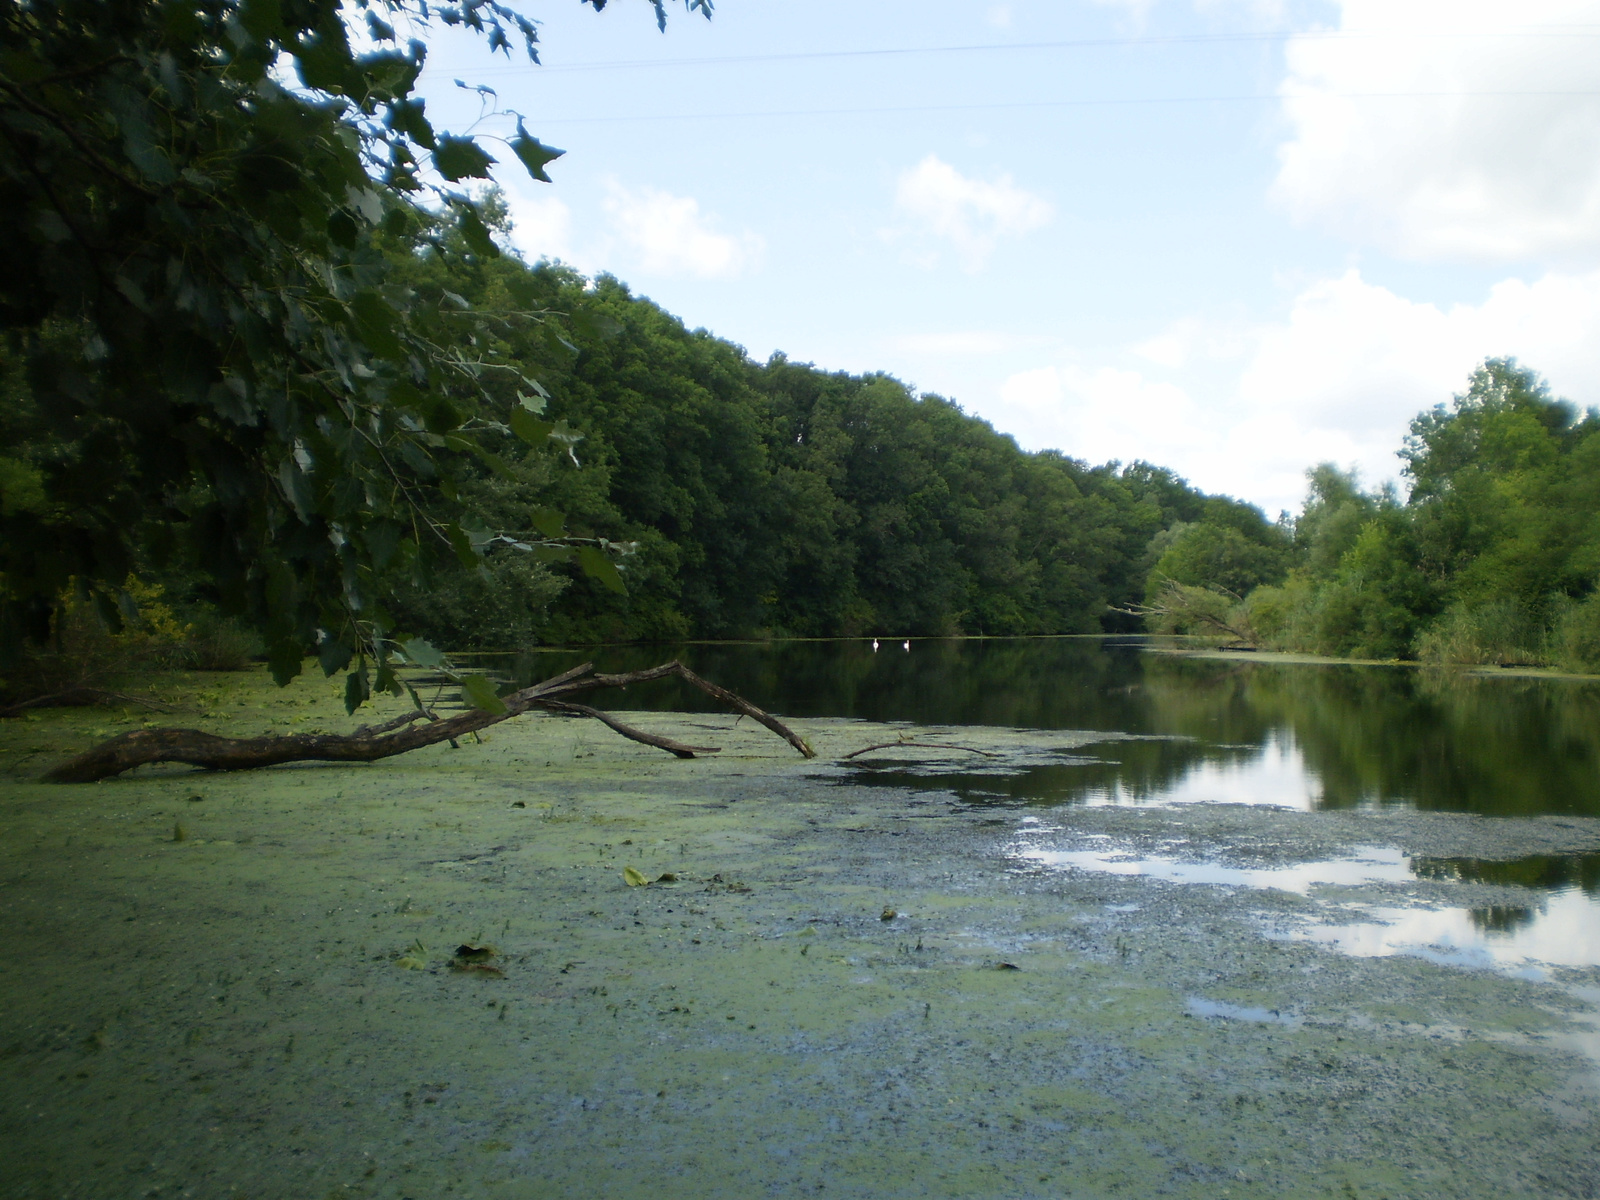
[42,660,815,783]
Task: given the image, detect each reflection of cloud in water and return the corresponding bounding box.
[1291,890,1600,974]
[1019,841,1600,971]
[1079,731,1323,811]
[1018,843,1412,893]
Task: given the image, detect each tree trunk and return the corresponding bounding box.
[42,660,815,783]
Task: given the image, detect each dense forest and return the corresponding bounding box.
[1147,358,1600,672]
[373,211,1287,648]
[3,0,1597,708]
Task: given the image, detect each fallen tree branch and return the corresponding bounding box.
[1111,578,1258,645]
[352,709,438,737]
[1,687,174,719]
[842,740,999,760]
[42,659,813,783]
[538,700,720,758]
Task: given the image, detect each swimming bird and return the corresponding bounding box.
[871,638,879,652]
[903,640,910,651]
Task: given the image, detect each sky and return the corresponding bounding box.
[409,0,1600,517]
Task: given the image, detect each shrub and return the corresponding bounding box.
[1552,592,1600,673]
[1414,599,1548,666]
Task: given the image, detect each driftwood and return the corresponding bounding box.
[842,740,999,760]
[1,687,173,720]
[42,660,815,784]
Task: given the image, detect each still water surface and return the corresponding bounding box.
[488,637,1600,974]
[493,636,1600,819]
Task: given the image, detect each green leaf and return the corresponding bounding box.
[459,674,508,716]
[387,98,437,150]
[453,202,501,258]
[349,291,404,361]
[577,546,626,594]
[527,545,573,564]
[267,640,304,687]
[623,866,650,887]
[344,666,371,715]
[447,523,479,567]
[318,636,353,677]
[510,121,564,183]
[508,407,553,447]
[434,135,494,182]
[294,28,358,95]
[398,636,447,669]
[529,507,566,538]
[471,446,516,479]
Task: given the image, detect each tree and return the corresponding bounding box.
[0,0,707,712]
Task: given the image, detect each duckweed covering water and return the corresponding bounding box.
[1,666,1598,1198]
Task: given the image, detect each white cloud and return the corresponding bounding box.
[887,330,1054,356]
[1272,0,1600,263]
[601,182,763,279]
[502,189,575,263]
[887,155,1053,271]
[978,267,1600,514]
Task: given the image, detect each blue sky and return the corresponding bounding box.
[410,0,1600,516]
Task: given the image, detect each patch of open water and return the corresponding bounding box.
[487,637,1600,818]
[1016,836,1600,975]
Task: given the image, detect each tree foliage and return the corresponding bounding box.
[0,0,707,707]
[1235,359,1600,667]
[360,251,1275,646]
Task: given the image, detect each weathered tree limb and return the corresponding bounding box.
[842,741,999,760]
[574,660,816,759]
[1111,578,1258,646]
[41,659,813,783]
[352,709,438,737]
[538,699,720,758]
[1,687,173,720]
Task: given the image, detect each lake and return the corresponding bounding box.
[481,636,1600,818]
[480,636,1600,976]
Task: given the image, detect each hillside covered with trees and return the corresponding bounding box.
[376,219,1287,648]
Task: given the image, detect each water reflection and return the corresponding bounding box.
[481,637,1600,817]
[1019,841,1600,973]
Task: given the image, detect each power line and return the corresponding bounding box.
[499,90,1600,126]
[434,26,1600,80]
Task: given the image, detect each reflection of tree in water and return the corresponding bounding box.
[484,641,1600,818]
[1143,659,1600,818]
[501,638,1160,731]
[1413,854,1600,894]
[1468,905,1539,934]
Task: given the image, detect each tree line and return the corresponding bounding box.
[378,218,1284,649]
[1147,358,1600,672]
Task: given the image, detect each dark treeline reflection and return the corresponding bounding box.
[483,639,1600,818]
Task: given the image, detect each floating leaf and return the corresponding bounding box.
[880,907,897,921]
[454,943,497,962]
[623,866,649,887]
